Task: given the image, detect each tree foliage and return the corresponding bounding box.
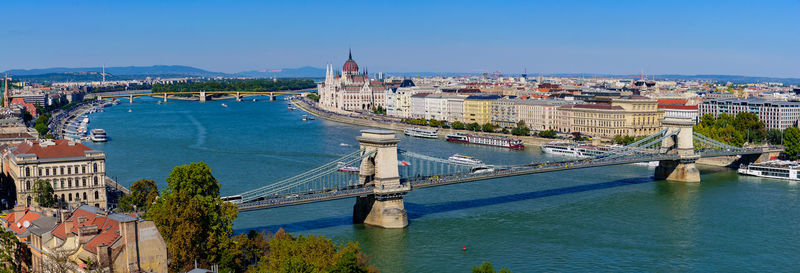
[784,127,800,160]
[152,79,316,93]
[251,229,377,273]
[481,123,496,132]
[451,121,465,130]
[146,162,238,272]
[118,179,159,212]
[32,180,55,207]
[537,129,557,138]
[34,113,51,136]
[472,261,512,273]
[511,120,530,136]
[694,113,766,146]
[766,129,782,145]
[466,122,481,131]
[0,230,18,273]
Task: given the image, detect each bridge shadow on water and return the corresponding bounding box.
[235,177,654,234]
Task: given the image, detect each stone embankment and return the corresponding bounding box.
[291,99,555,148]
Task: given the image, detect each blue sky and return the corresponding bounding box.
[2,0,799,77]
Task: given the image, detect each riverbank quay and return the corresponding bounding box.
[291,98,555,147]
[48,99,109,139]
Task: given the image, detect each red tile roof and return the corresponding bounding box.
[13,139,93,159]
[657,99,688,105]
[52,205,134,254]
[5,210,41,235]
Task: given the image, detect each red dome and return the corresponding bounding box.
[343,59,358,73]
[343,50,359,73]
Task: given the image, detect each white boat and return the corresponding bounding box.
[471,166,495,174]
[738,160,800,181]
[541,142,610,158]
[90,129,107,142]
[448,154,484,165]
[404,127,438,138]
[253,98,258,102]
[339,143,351,147]
[221,103,228,108]
[128,109,132,113]
[337,162,359,173]
[302,115,308,121]
[308,115,315,120]
[82,116,89,124]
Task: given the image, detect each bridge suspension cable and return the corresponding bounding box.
[692,132,740,150]
[236,149,374,204]
[595,128,669,157]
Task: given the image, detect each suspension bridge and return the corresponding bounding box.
[223,116,782,228]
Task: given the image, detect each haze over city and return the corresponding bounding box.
[2,0,799,77]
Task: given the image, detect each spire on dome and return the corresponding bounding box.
[348,48,352,60]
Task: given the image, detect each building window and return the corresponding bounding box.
[68,179,72,188]
[46,168,50,176]
[38,168,42,176]
[60,167,64,175]
[94,177,98,186]
[69,194,72,201]
[82,166,86,174]
[26,181,30,190]
[67,166,71,175]
[25,167,30,177]
[83,192,87,201]
[93,163,98,173]
[61,194,65,201]
[94,191,99,200]
[60,179,64,188]
[82,178,87,187]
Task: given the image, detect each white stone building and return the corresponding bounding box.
[317,51,386,113]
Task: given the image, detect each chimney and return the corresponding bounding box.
[64,220,74,238]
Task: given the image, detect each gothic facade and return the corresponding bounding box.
[317,51,386,113]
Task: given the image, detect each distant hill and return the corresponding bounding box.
[235,66,325,78]
[4,65,227,77]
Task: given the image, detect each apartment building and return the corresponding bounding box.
[558,96,663,139]
[699,98,800,129]
[516,99,581,132]
[464,95,500,125]
[490,98,518,128]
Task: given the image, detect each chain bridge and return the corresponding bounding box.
[224,116,783,228]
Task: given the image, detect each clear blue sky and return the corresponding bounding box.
[2,0,799,77]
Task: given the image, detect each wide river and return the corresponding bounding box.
[85,96,800,272]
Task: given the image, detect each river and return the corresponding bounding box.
[85,96,800,272]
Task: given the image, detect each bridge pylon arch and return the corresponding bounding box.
[353,129,410,228]
[654,116,701,182]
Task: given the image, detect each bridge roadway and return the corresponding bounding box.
[235,147,771,211]
[97,90,313,99]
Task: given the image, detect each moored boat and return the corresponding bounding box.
[446,132,524,149]
[404,127,438,139]
[337,162,359,173]
[738,160,800,181]
[90,129,108,142]
[448,154,484,165]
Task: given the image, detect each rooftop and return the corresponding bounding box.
[12,139,97,159]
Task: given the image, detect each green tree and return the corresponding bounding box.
[511,120,530,136]
[32,180,55,207]
[306,93,320,102]
[783,127,800,160]
[466,122,481,131]
[766,129,783,145]
[118,179,159,212]
[733,112,766,143]
[219,230,270,273]
[147,162,238,272]
[251,230,376,273]
[472,261,512,273]
[481,123,495,132]
[538,129,557,138]
[452,121,465,130]
[34,114,51,136]
[0,230,18,273]
[23,111,33,123]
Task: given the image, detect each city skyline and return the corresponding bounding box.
[2,0,799,78]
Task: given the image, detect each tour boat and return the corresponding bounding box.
[337,162,359,173]
[541,142,611,158]
[446,132,524,149]
[738,160,800,181]
[448,154,484,165]
[302,115,308,121]
[308,115,315,120]
[404,127,438,139]
[82,116,89,124]
[90,129,108,142]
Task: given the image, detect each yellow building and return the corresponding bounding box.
[558,96,663,139]
[464,95,499,125]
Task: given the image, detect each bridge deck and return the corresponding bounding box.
[234,148,771,211]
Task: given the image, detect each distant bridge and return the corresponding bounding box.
[97,90,313,103]
[224,116,783,228]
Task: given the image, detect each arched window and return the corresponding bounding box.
[25,167,30,177]
[94,191,99,200]
[26,181,30,190]
[68,194,72,201]
[94,177,98,186]
[83,192,87,201]
[82,166,86,174]
[93,163,98,173]
[82,178,87,187]
[68,179,72,188]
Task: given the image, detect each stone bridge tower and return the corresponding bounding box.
[654,116,701,182]
[353,129,411,228]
